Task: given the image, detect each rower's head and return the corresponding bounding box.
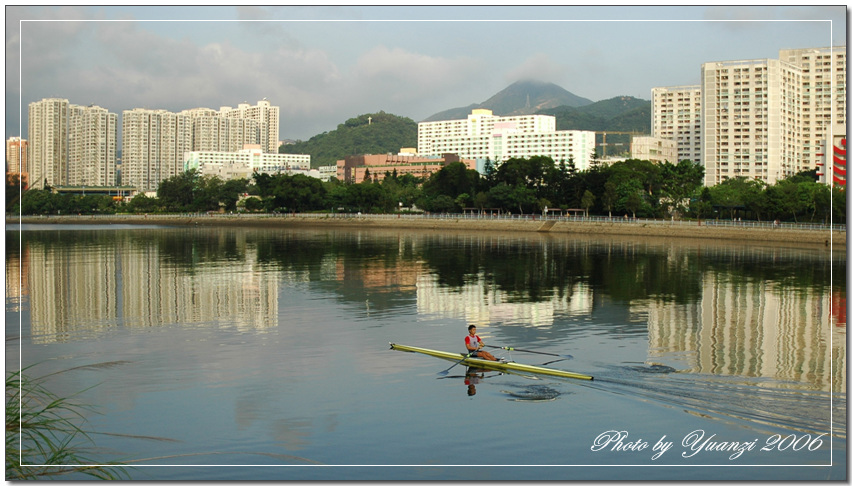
[468,325,476,335]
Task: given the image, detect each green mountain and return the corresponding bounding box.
[423,80,594,121]
[282,85,652,166]
[280,112,417,168]
[541,96,651,132]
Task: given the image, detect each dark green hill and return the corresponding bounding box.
[540,96,651,132]
[280,112,417,168]
[282,93,651,166]
[541,96,651,156]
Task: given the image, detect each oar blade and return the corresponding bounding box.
[437,353,470,375]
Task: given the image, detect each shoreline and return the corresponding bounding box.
[7,214,846,247]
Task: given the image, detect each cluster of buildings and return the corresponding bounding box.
[18,98,305,193]
[654,46,847,187]
[6,45,847,198]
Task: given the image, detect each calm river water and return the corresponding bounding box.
[5,224,847,481]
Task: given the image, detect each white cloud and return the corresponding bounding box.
[7,6,846,140]
[349,45,482,103]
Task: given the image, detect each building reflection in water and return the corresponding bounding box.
[646,275,845,393]
[18,233,279,343]
[415,240,845,393]
[9,230,845,392]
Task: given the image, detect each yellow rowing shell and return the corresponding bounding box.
[389,343,593,381]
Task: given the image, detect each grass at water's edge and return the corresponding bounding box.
[5,368,128,480]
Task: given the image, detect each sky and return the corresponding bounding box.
[5,5,847,143]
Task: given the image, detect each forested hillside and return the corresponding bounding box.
[541,96,651,132]
[280,94,651,166]
[280,112,418,168]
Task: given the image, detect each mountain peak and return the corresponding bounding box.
[423,80,594,121]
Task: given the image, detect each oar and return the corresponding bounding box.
[437,353,472,376]
[485,345,573,360]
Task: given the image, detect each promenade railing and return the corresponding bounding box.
[12,212,846,233]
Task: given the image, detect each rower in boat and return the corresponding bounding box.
[389,343,594,381]
[464,325,501,361]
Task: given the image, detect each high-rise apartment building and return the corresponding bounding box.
[220,99,279,154]
[119,100,280,191]
[121,108,193,192]
[779,47,847,173]
[28,98,69,189]
[654,46,846,187]
[28,98,117,189]
[418,109,595,170]
[181,108,261,153]
[6,137,28,188]
[652,85,702,164]
[701,58,806,185]
[67,105,118,186]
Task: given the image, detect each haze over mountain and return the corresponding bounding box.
[423,80,595,121]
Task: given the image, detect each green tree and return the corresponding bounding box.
[473,191,489,210]
[793,181,830,222]
[19,190,56,215]
[602,181,617,218]
[193,175,225,212]
[6,174,21,208]
[265,174,328,212]
[243,196,264,212]
[831,186,847,223]
[740,179,769,221]
[509,185,538,214]
[581,189,595,217]
[487,183,515,213]
[709,177,749,219]
[346,181,393,213]
[423,162,480,203]
[624,191,643,219]
[428,194,456,213]
[157,170,199,211]
[127,193,159,213]
[455,193,472,209]
[659,160,704,217]
[692,187,714,220]
[615,178,645,218]
[219,179,249,212]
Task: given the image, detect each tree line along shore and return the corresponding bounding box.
[9,214,845,248]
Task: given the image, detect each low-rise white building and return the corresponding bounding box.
[184,147,310,181]
[631,136,677,164]
[418,109,596,170]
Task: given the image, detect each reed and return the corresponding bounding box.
[6,368,128,480]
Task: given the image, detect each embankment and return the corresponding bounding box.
[8,214,845,248]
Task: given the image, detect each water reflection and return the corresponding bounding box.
[7,226,845,395]
[12,228,280,338]
[646,275,845,392]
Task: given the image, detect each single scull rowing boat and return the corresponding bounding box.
[389,343,593,381]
